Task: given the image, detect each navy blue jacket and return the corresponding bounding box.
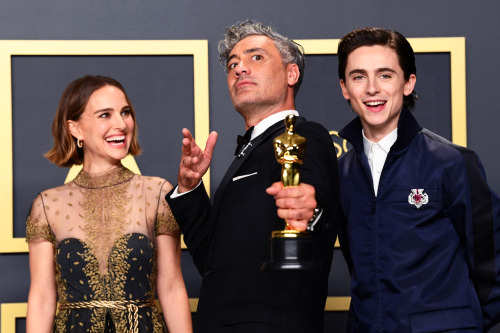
[338,108,500,332]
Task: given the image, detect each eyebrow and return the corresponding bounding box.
[227,47,268,63]
[94,108,113,114]
[347,69,367,76]
[348,67,397,76]
[377,67,397,74]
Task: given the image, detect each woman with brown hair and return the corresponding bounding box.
[25,75,192,333]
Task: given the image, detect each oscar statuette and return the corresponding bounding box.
[261,114,321,271]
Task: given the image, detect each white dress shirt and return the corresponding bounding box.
[250,110,299,140]
[362,128,398,197]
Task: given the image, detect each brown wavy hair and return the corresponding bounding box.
[45,75,141,167]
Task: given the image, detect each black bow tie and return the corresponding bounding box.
[235,126,254,156]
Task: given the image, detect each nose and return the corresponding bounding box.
[366,77,379,95]
[112,112,127,130]
[234,61,250,77]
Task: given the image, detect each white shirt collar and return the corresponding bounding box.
[251,110,299,140]
[362,127,398,156]
[362,127,398,197]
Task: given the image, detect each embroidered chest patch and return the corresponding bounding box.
[408,189,429,208]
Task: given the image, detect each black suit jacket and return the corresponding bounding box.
[166,117,340,333]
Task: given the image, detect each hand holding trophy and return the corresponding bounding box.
[261,114,321,271]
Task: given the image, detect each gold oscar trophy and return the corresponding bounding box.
[261,114,321,271]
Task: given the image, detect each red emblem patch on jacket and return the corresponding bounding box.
[408,189,429,208]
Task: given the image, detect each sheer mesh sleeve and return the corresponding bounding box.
[26,193,54,243]
[155,180,179,235]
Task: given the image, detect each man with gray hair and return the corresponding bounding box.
[166,20,340,332]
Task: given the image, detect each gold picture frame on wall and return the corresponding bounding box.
[0,40,210,254]
[295,37,467,311]
[1,303,26,333]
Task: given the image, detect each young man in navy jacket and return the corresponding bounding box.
[337,27,500,332]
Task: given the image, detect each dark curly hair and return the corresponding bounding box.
[338,27,418,109]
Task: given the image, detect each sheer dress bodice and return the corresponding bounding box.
[26,165,178,332]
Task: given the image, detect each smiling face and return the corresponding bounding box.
[340,45,416,142]
[226,35,299,126]
[68,85,134,172]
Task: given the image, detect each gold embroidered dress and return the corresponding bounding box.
[26,165,179,332]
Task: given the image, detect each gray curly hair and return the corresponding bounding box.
[218,20,305,96]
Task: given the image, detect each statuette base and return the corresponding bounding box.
[261,235,321,271]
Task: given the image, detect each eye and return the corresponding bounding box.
[121,108,131,116]
[380,73,392,80]
[251,54,262,61]
[352,75,364,81]
[228,62,237,70]
[99,112,109,118]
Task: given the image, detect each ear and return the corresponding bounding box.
[67,120,83,141]
[286,63,300,86]
[340,79,350,101]
[403,74,416,96]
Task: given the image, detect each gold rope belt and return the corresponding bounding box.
[58,299,155,333]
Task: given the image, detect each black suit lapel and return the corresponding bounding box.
[212,119,288,212]
[213,146,254,205]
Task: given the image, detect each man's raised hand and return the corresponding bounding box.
[177,128,218,193]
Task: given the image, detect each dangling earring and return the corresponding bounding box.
[77,139,83,148]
